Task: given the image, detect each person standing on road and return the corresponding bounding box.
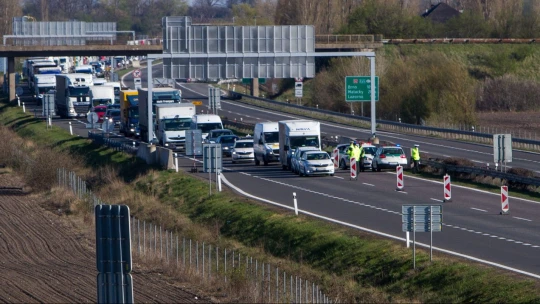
[359,144,366,172]
[353,141,361,176]
[411,144,421,174]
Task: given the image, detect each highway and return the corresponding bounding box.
[18,63,540,278]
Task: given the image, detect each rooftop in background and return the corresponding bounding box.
[421,2,461,23]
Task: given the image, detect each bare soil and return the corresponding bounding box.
[476,111,540,139]
[0,171,213,303]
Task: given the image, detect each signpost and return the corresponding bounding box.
[345,76,379,102]
[133,69,141,78]
[203,143,223,194]
[493,134,512,172]
[208,87,221,114]
[402,205,443,269]
[295,81,303,98]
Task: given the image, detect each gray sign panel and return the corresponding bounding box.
[203,143,222,173]
[208,87,221,110]
[42,93,55,116]
[185,129,203,156]
[95,205,132,273]
[97,273,134,304]
[402,205,442,215]
[493,134,512,163]
[402,222,442,232]
[402,214,442,223]
[402,205,443,232]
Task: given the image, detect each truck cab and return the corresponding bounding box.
[190,114,224,140]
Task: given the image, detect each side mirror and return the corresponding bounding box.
[284,145,289,151]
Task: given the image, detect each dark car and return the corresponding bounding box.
[216,135,240,157]
[206,129,234,143]
[105,109,121,126]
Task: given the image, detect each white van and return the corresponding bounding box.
[191,114,223,139]
[253,122,280,165]
[104,82,121,103]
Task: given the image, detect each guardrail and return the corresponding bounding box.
[227,92,540,152]
[315,35,378,43]
[88,131,139,155]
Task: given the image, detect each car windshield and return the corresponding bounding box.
[198,123,223,133]
[364,147,377,155]
[235,141,253,148]
[220,137,237,144]
[211,130,232,137]
[110,111,120,117]
[307,153,329,160]
[264,132,279,143]
[382,148,403,155]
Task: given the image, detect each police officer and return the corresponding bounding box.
[411,144,420,174]
[353,141,361,176]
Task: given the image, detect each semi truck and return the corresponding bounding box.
[138,87,182,142]
[278,120,321,170]
[90,86,115,106]
[119,90,140,137]
[155,103,196,150]
[55,74,94,118]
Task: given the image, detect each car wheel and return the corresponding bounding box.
[330,173,334,177]
[372,162,377,172]
[298,168,303,176]
[376,163,381,172]
[255,157,260,166]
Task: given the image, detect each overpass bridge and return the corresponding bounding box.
[1,34,382,101]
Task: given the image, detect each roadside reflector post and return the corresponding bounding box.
[217,170,222,192]
[500,186,510,215]
[175,153,179,172]
[69,122,73,135]
[17,96,20,107]
[396,165,404,191]
[22,102,26,113]
[350,157,357,180]
[293,192,298,216]
[443,174,451,202]
[406,231,410,248]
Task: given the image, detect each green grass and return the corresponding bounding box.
[2,94,540,302]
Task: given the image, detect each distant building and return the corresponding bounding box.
[422,2,461,23]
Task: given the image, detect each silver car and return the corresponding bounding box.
[231,139,254,163]
[372,146,408,172]
[298,151,335,177]
[336,143,377,171]
[291,146,319,174]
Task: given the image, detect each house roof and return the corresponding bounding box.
[422,2,461,23]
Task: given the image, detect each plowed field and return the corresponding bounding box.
[0,172,211,303]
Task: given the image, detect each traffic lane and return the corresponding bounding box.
[219,99,540,172]
[219,162,540,276]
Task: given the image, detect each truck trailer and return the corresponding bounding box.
[55,74,93,118]
[278,120,321,170]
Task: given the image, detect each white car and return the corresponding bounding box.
[372,146,408,172]
[298,151,334,177]
[231,139,254,163]
[291,146,319,174]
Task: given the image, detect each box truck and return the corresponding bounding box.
[155,103,196,150]
[138,87,182,142]
[278,120,321,170]
[119,90,139,137]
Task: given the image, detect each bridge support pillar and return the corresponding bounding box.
[251,78,259,97]
[8,57,15,102]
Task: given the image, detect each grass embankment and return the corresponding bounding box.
[1,96,540,302]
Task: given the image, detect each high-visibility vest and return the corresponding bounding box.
[412,147,420,161]
[353,145,361,160]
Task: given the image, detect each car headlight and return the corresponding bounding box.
[129,123,135,127]
[232,151,236,155]
[224,147,229,150]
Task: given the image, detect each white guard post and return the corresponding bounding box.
[396,165,404,191]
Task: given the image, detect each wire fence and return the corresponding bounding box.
[57,167,333,303]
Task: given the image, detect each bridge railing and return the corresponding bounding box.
[315,35,378,44]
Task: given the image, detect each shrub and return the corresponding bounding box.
[443,157,475,167]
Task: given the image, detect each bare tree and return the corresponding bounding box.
[0,0,22,38]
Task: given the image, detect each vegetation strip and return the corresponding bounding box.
[1,96,540,302]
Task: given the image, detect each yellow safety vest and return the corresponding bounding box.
[412,147,420,161]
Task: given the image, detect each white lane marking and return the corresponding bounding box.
[514,216,533,222]
[430,198,443,202]
[471,207,488,212]
[396,190,407,194]
[333,176,344,179]
[219,172,540,279]
[362,183,375,187]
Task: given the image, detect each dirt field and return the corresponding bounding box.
[0,171,212,303]
[476,111,540,139]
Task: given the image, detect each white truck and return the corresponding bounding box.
[90,86,115,106]
[155,103,196,150]
[278,120,321,170]
[138,87,182,142]
[253,122,280,166]
[33,74,56,105]
[55,74,94,118]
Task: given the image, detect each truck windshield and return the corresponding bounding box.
[164,119,191,131]
[127,96,139,103]
[264,132,279,143]
[38,86,55,94]
[290,136,319,149]
[128,108,139,118]
[92,99,112,106]
[69,87,90,96]
[198,123,223,133]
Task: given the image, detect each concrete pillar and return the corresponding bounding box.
[251,78,259,97]
[8,57,15,102]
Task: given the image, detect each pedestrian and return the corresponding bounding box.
[411,144,420,174]
[353,141,361,176]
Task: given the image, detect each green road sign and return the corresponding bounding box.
[242,78,251,84]
[345,76,379,102]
